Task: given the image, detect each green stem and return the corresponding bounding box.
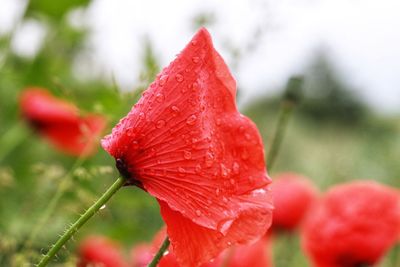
[37,176,126,267]
[266,76,303,171]
[147,236,170,267]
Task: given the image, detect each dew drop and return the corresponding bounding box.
[159,75,169,86]
[195,210,202,216]
[191,40,198,46]
[126,127,134,137]
[216,119,221,126]
[195,164,202,173]
[215,188,221,196]
[220,163,230,178]
[229,179,235,185]
[100,204,106,210]
[175,73,184,82]
[244,133,252,140]
[132,141,139,150]
[183,150,192,160]
[192,56,200,63]
[222,196,228,203]
[171,105,180,115]
[232,162,240,174]
[186,115,197,125]
[205,152,214,167]
[156,119,165,129]
[155,93,165,102]
[178,167,186,176]
[191,82,199,91]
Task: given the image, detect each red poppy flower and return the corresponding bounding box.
[102,28,273,267]
[20,88,106,156]
[271,172,318,231]
[77,236,128,267]
[224,236,273,267]
[301,181,400,267]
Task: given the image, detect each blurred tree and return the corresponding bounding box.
[26,0,91,19]
[300,50,367,124]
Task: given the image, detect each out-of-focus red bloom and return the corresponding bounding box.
[301,181,400,267]
[20,88,106,156]
[77,236,128,267]
[225,236,273,267]
[102,28,273,267]
[131,230,272,267]
[271,172,318,231]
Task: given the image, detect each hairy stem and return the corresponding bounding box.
[37,176,126,267]
[147,236,170,267]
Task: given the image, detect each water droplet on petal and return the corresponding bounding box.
[191,82,199,91]
[178,167,186,176]
[175,73,184,82]
[195,210,202,216]
[186,115,197,125]
[245,133,252,140]
[205,152,214,167]
[192,56,200,63]
[132,141,139,150]
[155,93,165,102]
[222,196,228,203]
[216,119,221,126]
[183,150,192,160]
[215,188,221,196]
[156,120,165,129]
[232,162,240,174]
[229,179,235,185]
[171,105,180,116]
[195,164,202,173]
[220,163,230,178]
[159,75,169,86]
[191,40,198,46]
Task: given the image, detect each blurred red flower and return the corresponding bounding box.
[271,172,318,231]
[20,88,106,156]
[301,181,400,267]
[77,236,128,267]
[102,28,273,267]
[130,229,272,267]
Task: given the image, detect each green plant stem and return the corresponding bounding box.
[147,236,170,267]
[266,76,303,171]
[0,122,30,163]
[266,101,295,171]
[37,176,126,267]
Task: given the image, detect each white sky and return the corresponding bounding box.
[1,0,400,113]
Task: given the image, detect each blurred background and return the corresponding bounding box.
[0,0,399,266]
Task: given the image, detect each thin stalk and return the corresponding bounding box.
[37,176,126,267]
[266,76,304,171]
[147,236,170,267]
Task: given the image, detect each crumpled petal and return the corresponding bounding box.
[159,186,272,267]
[301,181,400,267]
[102,28,272,266]
[20,88,106,156]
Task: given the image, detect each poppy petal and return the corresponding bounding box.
[102,28,271,231]
[158,186,272,267]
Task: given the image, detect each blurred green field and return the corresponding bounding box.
[0,1,399,266]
